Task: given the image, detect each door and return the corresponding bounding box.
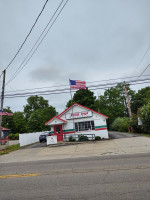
[54,125,63,141]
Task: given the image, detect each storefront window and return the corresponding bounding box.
[75,121,95,132]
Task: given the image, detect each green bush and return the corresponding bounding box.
[111,117,130,132]
[78,135,89,141]
[95,136,101,141]
[68,135,75,142]
[8,133,19,140]
[141,101,150,133]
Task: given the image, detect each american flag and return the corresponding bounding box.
[70,80,86,90]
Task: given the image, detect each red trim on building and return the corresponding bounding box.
[45,116,67,125]
[58,103,108,118]
[63,131,75,134]
[95,128,107,131]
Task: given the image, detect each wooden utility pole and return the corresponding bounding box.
[0,70,6,139]
[124,81,132,118]
[124,81,133,133]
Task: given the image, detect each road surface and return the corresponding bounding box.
[0,153,150,200]
[108,131,140,139]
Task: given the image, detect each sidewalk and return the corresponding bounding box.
[1,137,150,163]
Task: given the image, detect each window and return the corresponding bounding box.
[56,126,60,133]
[75,121,95,132]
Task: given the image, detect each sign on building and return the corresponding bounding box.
[66,111,92,119]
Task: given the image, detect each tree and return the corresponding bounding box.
[12,112,27,133]
[66,88,96,109]
[131,86,150,114]
[96,83,134,126]
[27,106,56,132]
[24,95,49,120]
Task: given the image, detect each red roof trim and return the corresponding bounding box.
[58,103,108,118]
[45,116,67,125]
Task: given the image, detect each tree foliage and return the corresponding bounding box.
[66,89,96,110]
[96,83,134,126]
[141,101,150,133]
[2,96,56,134]
[24,95,49,120]
[27,106,56,132]
[13,112,27,133]
[110,117,130,132]
[131,86,150,114]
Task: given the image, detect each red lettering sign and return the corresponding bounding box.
[81,112,88,115]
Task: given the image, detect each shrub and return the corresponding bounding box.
[78,135,89,141]
[111,117,130,132]
[68,135,75,142]
[141,101,150,133]
[8,133,19,140]
[95,136,101,141]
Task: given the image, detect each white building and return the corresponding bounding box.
[45,103,109,141]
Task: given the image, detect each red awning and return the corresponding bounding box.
[0,111,13,116]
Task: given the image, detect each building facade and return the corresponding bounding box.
[45,103,109,141]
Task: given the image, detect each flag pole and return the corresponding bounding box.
[69,79,75,135]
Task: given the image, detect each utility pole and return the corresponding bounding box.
[124,81,132,118]
[0,70,6,139]
[124,81,133,133]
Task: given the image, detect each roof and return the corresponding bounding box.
[58,103,108,118]
[45,103,108,126]
[1,127,10,131]
[45,116,67,125]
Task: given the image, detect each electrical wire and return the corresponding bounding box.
[6,0,69,86]
[133,44,150,76]
[5,74,150,94]
[4,80,150,99]
[136,63,150,79]
[5,0,49,71]
[4,78,150,98]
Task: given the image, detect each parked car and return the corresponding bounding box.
[39,132,51,143]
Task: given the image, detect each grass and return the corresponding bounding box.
[0,144,20,155]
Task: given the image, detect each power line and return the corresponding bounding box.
[5,74,150,94]
[5,0,49,71]
[6,0,69,86]
[4,78,150,98]
[4,80,150,99]
[137,63,150,79]
[133,44,150,76]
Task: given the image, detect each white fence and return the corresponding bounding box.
[19,131,48,147]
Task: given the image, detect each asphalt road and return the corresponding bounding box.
[0,153,150,200]
[108,131,139,139]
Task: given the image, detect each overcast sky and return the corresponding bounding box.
[0,0,150,113]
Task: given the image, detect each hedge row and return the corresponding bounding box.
[8,133,19,140]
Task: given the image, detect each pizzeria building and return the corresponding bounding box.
[45,103,109,141]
